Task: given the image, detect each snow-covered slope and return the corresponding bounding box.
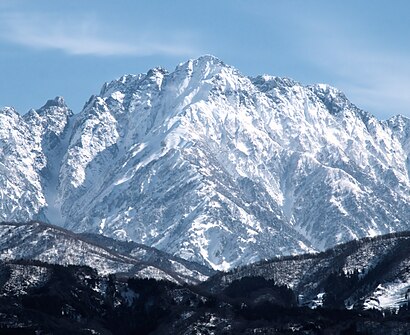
[0,98,72,223]
[1,55,410,270]
[0,221,213,284]
[206,232,410,310]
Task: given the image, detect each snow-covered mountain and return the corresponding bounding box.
[0,98,72,223]
[1,55,410,270]
[0,221,213,284]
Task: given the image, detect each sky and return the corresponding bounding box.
[0,0,409,119]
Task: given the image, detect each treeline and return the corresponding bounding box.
[2,262,410,334]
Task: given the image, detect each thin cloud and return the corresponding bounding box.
[246,2,410,118]
[306,36,410,118]
[293,17,410,119]
[0,13,198,57]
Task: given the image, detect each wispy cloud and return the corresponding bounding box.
[247,2,410,118]
[306,35,410,118]
[290,13,410,118]
[331,52,410,118]
[0,12,198,57]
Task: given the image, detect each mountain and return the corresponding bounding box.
[0,98,72,223]
[0,221,213,284]
[205,231,410,311]
[0,260,357,334]
[3,234,410,334]
[1,55,410,269]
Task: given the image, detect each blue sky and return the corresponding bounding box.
[0,0,409,119]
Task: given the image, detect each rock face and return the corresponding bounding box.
[1,55,410,269]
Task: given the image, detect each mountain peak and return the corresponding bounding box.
[1,57,410,271]
[251,75,300,95]
[181,54,223,67]
[308,83,346,99]
[307,83,354,115]
[0,106,19,118]
[175,54,230,75]
[195,54,223,64]
[146,66,168,77]
[25,96,72,122]
[40,96,67,109]
[388,114,410,125]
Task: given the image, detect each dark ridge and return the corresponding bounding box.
[1,260,410,334]
[239,230,410,270]
[0,220,214,285]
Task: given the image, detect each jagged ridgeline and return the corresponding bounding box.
[0,55,409,270]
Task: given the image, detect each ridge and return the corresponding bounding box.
[1,56,409,270]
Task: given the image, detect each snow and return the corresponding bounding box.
[364,283,410,310]
[1,56,410,270]
[136,266,178,284]
[110,91,125,103]
[1,264,50,296]
[310,292,325,309]
[0,222,212,284]
[367,228,379,237]
[99,218,106,234]
[329,196,349,215]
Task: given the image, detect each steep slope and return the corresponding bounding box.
[56,56,410,269]
[0,221,213,284]
[23,97,74,224]
[0,106,45,222]
[1,55,410,270]
[57,57,314,270]
[0,97,73,223]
